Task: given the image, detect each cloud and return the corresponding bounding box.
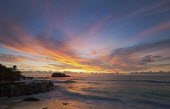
[0,53,44,63]
[0,20,170,72]
[141,55,155,62]
[49,64,82,70]
[0,21,112,72]
[139,55,162,65]
[144,2,170,16]
[132,21,170,41]
[103,38,170,72]
[0,0,170,73]
[108,0,170,23]
[110,38,170,58]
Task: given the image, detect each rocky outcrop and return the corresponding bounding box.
[23,97,40,101]
[0,80,54,97]
[51,72,70,77]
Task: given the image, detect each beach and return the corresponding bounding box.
[0,96,91,109]
[1,73,170,109]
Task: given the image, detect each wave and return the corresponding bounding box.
[107,80,170,83]
[55,87,170,108]
[51,80,76,83]
[63,89,170,108]
[50,80,101,85]
[51,85,123,102]
[87,81,101,84]
[50,79,170,84]
[131,99,170,108]
[61,90,123,103]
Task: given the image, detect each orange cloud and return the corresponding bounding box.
[101,38,170,72]
[1,20,170,72]
[0,54,44,63]
[0,21,113,72]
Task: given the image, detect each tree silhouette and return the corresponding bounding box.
[13,65,17,70]
[0,64,22,82]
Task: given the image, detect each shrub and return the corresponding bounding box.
[0,64,22,82]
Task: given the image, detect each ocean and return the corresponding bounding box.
[32,73,170,109]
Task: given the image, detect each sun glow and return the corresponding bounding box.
[63,69,87,72]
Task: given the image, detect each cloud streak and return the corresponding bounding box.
[0,20,170,72]
[0,1,170,72]
[103,38,170,72]
[0,53,44,63]
[132,21,170,41]
[0,21,112,72]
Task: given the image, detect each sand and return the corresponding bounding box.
[0,96,94,109]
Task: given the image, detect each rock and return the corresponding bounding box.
[23,97,40,101]
[51,72,70,77]
[62,103,68,105]
[0,80,54,97]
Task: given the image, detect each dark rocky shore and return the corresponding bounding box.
[0,80,54,97]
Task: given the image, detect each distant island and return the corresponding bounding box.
[51,72,70,77]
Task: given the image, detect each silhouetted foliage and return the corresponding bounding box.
[0,64,22,82]
[13,65,17,70]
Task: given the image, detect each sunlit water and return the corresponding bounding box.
[35,74,170,109]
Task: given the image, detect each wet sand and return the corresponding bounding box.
[0,96,93,109]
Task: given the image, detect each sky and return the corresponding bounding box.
[0,0,170,73]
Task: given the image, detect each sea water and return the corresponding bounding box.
[36,73,170,109]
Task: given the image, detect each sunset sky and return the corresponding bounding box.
[0,0,170,73]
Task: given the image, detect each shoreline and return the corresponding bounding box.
[0,78,94,109]
[0,91,92,109]
[0,79,54,98]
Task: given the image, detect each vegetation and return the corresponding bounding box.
[0,64,22,82]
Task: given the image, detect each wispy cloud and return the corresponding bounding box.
[0,53,44,63]
[131,21,170,41]
[103,38,170,72]
[0,0,170,72]
[139,55,161,65]
[0,20,170,72]
[0,21,112,72]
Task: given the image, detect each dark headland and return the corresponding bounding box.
[0,64,54,98]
